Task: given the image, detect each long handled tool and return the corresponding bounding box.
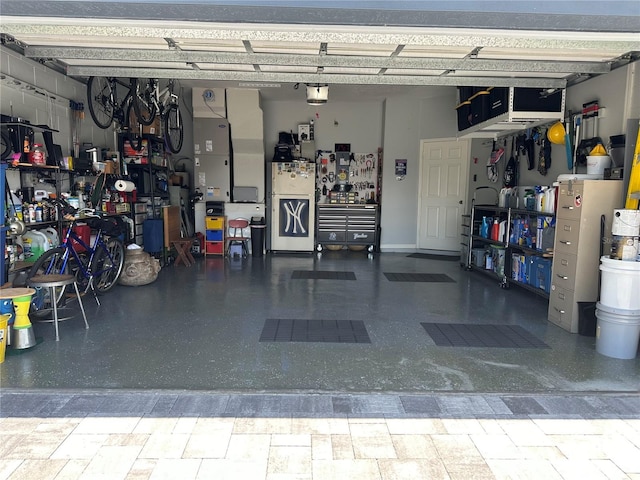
[572,116,581,174]
[625,122,640,209]
[564,119,573,171]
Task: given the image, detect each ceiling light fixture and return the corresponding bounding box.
[306,84,328,105]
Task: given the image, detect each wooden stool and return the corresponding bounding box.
[0,288,37,350]
[28,274,89,341]
[172,239,195,266]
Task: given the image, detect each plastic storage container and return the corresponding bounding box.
[595,303,640,359]
[599,256,640,310]
[586,155,611,175]
[22,230,51,262]
[143,219,164,253]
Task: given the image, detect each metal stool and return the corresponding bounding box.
[28,274,89,341]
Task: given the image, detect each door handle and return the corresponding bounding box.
[560,240,572,245]
[556,274,568,280]
[554,307,566,314]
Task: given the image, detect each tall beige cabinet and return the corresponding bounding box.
[548,179,624,333]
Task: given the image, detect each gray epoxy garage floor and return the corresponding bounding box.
[1,252,638,393]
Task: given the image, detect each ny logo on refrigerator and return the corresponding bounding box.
[279,199,309,237]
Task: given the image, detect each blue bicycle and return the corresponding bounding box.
[28,198,125,297]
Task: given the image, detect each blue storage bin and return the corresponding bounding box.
[533,257,552,292]
[143,219,164,253]
[206,230,223,242]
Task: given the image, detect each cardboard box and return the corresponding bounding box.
[143,117,162,136]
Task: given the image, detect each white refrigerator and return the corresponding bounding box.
[270,161,316,252]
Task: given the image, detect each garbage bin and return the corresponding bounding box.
[250,216,266,257]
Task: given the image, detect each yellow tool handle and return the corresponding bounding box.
[625,123,640,209]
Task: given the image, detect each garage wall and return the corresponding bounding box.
[0,46,111,157]
[1,47,198,194]
[380,89,458,250]
[465,63,639,216]
[4,45,638,253]
[261,98,384,160]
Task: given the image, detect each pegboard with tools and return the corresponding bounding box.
[316,151,378,204]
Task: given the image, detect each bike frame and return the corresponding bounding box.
[109,77,136,124]
[145,78,178,115]
[46,222,115,284]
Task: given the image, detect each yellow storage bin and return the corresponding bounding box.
[206,216,224,230]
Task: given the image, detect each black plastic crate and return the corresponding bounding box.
[488,87,509,118]
[513,88,563,113]
[470,90,490,125]
[457,86,474,103]
[456,100,472,131]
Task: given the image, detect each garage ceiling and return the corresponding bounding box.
[1,1,639,102]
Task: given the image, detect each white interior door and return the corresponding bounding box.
[418,139,470,251]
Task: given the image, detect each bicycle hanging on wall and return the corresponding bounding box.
[87,77,184,154]
[86,77,154,130]
[131,78,184,154]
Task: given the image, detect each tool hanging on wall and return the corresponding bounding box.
[564,118,573,171]
[575,101,603,167]
[486,140,502,183]
[538,137,551,176]
[503,136,518,187]
[573,116,581,173]
[524,131,535,170]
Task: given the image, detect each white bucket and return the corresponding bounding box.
[595,303,640,359]
[586,155,611,175]
[610,236,639,261]
[612,209,640,237]
[599,256,640,310]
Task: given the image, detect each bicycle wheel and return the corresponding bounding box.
[131,78,157,126]
[28,248,74,309]
[163,103,184,153]
[87,76,115,129]
[91,237,125,293]
[29,247,88,287]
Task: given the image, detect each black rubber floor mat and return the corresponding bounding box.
[260,319,371,343]
[384,272,455,282]
[421,323,549,348]
[407,253,460,261]
[291,270,356,280]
